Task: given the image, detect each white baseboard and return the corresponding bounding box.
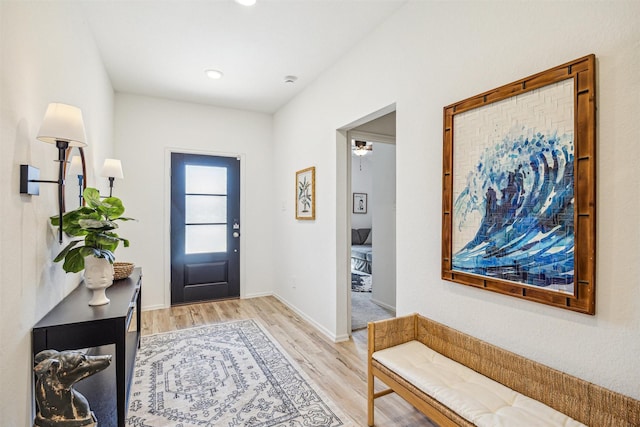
[273,293,346,343]
[141,303,166,312]
[370,297,395,312]
[242,291,273,299]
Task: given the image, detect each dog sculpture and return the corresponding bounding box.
[33,349,112,427]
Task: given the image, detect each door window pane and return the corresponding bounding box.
[186,165,227,195]
[185,195,226,224]
[185,224,226,254]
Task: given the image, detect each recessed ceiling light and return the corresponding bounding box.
[284,75,298,84]
[235,0,256,6]
[205,69,224,80]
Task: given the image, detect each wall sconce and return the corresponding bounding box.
[100,158,123,197]
[20,103,87,243]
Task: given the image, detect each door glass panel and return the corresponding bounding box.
[186,165,227,194]
[185,224,226,254]
[185,195,226,224]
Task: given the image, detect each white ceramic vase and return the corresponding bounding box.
[83,256,114,306]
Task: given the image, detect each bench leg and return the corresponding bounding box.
[368,368,375,426]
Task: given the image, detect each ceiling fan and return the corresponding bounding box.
[352,140,373,156]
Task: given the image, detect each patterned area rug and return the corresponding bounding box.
[127,319,348,427]
[351,272,372,292]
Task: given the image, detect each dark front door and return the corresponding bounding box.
[171,153,240,305]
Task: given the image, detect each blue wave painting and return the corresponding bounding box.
[452,131,574,292]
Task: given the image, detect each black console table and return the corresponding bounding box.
[33,267,142,427]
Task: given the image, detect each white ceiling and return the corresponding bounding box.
[78,0,407,114]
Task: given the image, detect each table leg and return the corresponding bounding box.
[116,319,126,427]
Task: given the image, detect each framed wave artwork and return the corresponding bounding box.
[441,55,596,314]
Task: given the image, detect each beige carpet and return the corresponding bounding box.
[351,292,394,331]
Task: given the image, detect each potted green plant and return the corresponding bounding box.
[51,187,134,305]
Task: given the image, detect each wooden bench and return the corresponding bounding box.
[368,313,640,426]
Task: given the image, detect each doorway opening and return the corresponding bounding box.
[347,111,396,332]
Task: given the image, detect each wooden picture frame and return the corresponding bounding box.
[62,146,87,212]
[296,166,316,220]
[442,55,596,314]
[353,193,368,214]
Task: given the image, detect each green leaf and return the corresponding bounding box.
[79,246,98,258]
[94,233,120,252]
[62,248,86,273]
[100,197,125,219]
[83,188,102,208]
[63,224,89,237]
[54,208,98,235]
[78,219,118,231]
[53,240,82,262]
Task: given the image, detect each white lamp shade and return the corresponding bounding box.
[101,158,124,179]
[37,103,87,147]
[68,155,83,175]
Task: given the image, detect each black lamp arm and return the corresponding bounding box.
[19,140,69,243]
[55,140,67,243]
[108,177,115,197]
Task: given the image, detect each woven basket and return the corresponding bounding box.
[113,262,134,280]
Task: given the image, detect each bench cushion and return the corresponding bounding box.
[373,341,586,427]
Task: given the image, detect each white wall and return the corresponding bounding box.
[114,94,274,309]
[0,2,115,424]
[273,0,640,400]
[371,143,396,310]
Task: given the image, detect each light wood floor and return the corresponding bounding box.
[141,296,436,427]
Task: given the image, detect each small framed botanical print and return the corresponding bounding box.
[296,167,315,220]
